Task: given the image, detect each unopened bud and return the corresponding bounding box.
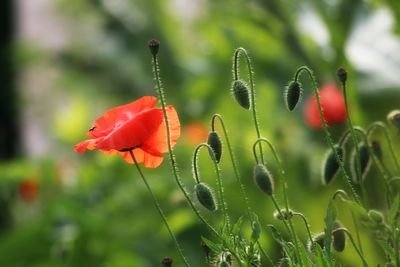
[337,67,347,84]
[253,164,274,196]
[284,81,302,111]
[368,209,384,224]
[351,142,371,182]
[232,80,250,110]
[194,183,217,211]
[332,222,346,252]
[322,145,345,184]
[148,39,160,56]
[161,257,173,267]
[387,110,400,131]
[207,131,222,163]
[273,209,293,220]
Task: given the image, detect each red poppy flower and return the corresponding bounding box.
[19,179,39,202]
[304,83,347,129]
[74,96,180,168]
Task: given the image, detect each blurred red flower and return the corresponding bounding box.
[74,96,180,168]
[304,83,347,129]
[183,121,209,146]
[19,179,39,202]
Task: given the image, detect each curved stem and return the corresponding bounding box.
[339,77,363,193]
[331,189,364,255]
[367,121,400,174]
[211,114,251,215]
[292,212,313,245]
[271,195,302,265]
[129,151,190,267]
[151,54,220,238]
[293,66,360,203]
[354,126,393,205]
[193,143,230,228]
[335,228,369,267]
[233,48,264,164]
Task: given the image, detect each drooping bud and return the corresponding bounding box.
[284,81,302,111]
[371,140,383,161]
[387,110,400,131]
[322,145,345,184]
[350,142,371,182]
[232,80,250,110]
[336,67,347,84]
[332,221,346,252]
[207,131,222,163]
[253,164,274,196]
[161,257,173,267]
[148,39,160,56]
[194,183,217,211]
[307,232,325,252]
[368,209,384,224]
[273,209,293,220]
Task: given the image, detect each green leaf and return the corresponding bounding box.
[232,216,244,237]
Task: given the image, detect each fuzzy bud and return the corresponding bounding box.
[336,67,347,84]
[148,39,160,56]
[232,80,251,109]
[332,222,346,252]
[350,142,371,183]
[161,257,173,267]
[308,232,325,252]
[368,209,384,224]
[273,209,293,220]
[284,81,302,111]
[253,164,274,196]
[194,183,217,211]
[387,110,400,131]
[322,145,345,184]
[207,131,222,163]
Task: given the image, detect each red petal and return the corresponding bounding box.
[141,105,181,154]
[88,96,158,138]
[96,108,163,151]
[120,148,164,168]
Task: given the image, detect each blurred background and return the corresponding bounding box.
[1,0,400,266]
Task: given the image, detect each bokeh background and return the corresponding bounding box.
[1,0,400,266]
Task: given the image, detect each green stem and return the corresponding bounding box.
[151,54,220,238]
[367,121,400,174]
[192,143,230,228]
[354,126,393,205]
[293,66,360,204]
[211,114,251,215]
[340,77,363,197]
[336,228,369,267]
[129,151,190,267]
[292,212,313,245]
[152,52,244,267]
[233,48,264,164]
[331,189,364,256]
[271,195,302,266]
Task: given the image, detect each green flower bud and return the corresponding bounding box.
[273,209,293,220]
[253,164,274,196]
[284,81,302,111]
[148,39,160,56]
[207,131,222,163]
[350,142,371,182]
[232,80,250,109]
[322,145,345,184]
[161,257,173,267]
[332,222,346,252]
[194,183,217,211]
[387,110,400,131]
[368,209,384,224]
